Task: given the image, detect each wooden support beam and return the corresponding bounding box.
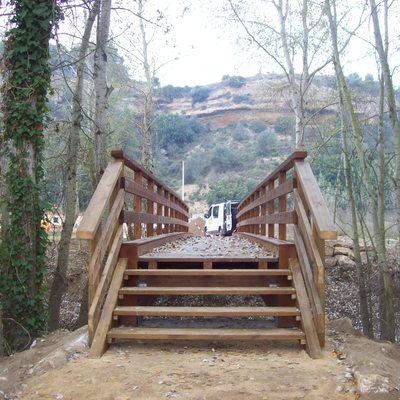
[289,259,322,359]
[88,226,123,345]
[89,258,128,358]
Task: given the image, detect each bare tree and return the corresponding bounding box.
[94,0,112,180]
[369,0,400,243]
[228,0,330,148]
[325,0,395,341]
[48,0,100,330]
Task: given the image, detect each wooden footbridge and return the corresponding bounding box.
[76,150,336,359]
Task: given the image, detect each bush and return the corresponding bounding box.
[256,129,278,156]
[153,113,205,150]
[274,116,293,135]
[185,151,211,184]
[249,120,268,133]
[159,85,191,102]
[206,178,255,205]
[191,86,211,105]
[232,94,253,104]
[210,144,242,172]
[222,75,246,88]
[231,123,247,141]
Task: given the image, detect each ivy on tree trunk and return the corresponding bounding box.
[0,0,59,349]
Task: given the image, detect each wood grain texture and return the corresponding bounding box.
[294,161,337,240]
[89,258,128,358]
[289,258,322,359]
[119,286,296,295]
[113,306,301,317]
[124,268,290,276]
[88,226,123,344]
[77,161,123,240]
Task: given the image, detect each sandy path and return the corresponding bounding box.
[17,340,356,400]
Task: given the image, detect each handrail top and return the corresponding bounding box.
[111,149,189,212]
[239,150,307,208]
[76,161,124,240]
[294,163,337,240]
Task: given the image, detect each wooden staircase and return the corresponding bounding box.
[76,150,337,360]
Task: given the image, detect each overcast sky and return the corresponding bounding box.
[141,1,400,87]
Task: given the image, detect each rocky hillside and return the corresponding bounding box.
[156,74,337,129]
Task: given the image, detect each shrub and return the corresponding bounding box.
[274,116,293,135]
[159,85,191,102]
[232,94,253,104]
[231,123,247,141]
[153,113,205,150]
[222,75,246,88]
[256,129,278,156]
[191,86,211,105]
[210,144,242,172]
[249,120,268,133]
[185,151,211,184]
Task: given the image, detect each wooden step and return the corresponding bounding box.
[113,306,301,318]
[138,255,278,263]
[107,327,305,341]
[118,286,296,296]
[124,269,291,276]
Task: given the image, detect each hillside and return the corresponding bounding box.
[145,73,381,214]
[157,74,337,129]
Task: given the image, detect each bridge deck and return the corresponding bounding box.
[141,235,275,258]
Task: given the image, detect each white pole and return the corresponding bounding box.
[182,160,185,201]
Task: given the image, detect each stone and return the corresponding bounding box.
[334,236,354,249]
[334,246,354,260]
[354,372,391,394]
[334,255,355,271]
[325,257,337,269]
[325,241,335,257]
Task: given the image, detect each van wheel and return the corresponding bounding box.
[219,226,225,236]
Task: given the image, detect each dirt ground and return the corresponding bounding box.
[1,320,399,400]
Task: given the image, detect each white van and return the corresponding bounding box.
[204,200,239,236]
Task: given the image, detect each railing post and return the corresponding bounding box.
[147,179,154,237]
[268,180,275,238]
[279,171,287,240]
[134,170,142,239]
[260,186,267,236]
[157,185,163,235]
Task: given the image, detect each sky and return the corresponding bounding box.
[1,1,399,87]
[137,1,400,88]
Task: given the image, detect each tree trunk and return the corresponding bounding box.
[367,0,396,341]
[1,0,58,347]
[274,0,305,148]
[94,0,112,181]
[48,1,100,331]
[138,0,154,170]
[339,95,374,337]
[325,0,395,341]
[370,0,400,246]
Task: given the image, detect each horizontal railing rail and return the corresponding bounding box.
[237,150,336,346]
[76,150,189,344]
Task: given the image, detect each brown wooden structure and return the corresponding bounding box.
[76,150,336,359]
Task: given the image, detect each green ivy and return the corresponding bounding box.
[0,0,60,350]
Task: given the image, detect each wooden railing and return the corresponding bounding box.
[76,150,189,343]
[237,151,336,347]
